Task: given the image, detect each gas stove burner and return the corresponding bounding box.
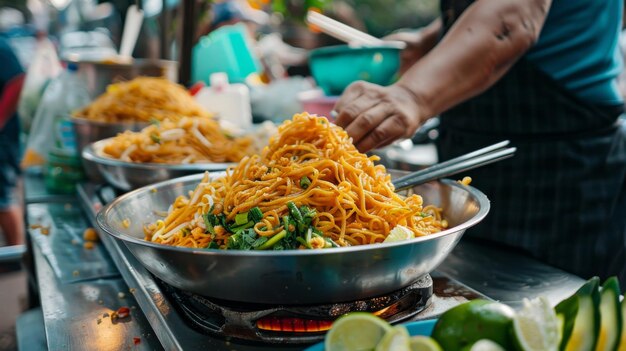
[161,274,433,344]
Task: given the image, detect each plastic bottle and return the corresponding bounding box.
[24,62,91,193]
[194,72,252,129]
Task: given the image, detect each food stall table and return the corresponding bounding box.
[18,177,161,350]
[18,178,585,350]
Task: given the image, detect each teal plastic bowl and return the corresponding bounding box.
[309,43,403,96]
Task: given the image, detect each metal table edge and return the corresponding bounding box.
[77,186,185,351]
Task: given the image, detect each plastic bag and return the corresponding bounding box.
[17,37,62,134]
[21,64,91,169]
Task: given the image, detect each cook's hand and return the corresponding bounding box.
[333,81,423,153]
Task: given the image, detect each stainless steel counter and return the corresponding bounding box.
[22,176,162,351]
[438,239,585,308]
[23,177,585,351]
[33,243,162,351]
[24,170,75,205]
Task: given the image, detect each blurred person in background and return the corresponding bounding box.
[334,0,626,282]
[195,0,268,42]
[0,35,25,246]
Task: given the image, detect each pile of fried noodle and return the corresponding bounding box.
[99,117,255,164]
[73,77,211,122]
[145,113,446,249]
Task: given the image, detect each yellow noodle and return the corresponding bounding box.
[145,113,446,249]
[73,77,211,122]
[99,117,257,164]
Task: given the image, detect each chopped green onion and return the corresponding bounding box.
[296,237,311,249]
[149,117,160,126]
[282,216,290,231]
[150,132,161,144]
[324,237,340,248]
[227,233,241,249]
[300,176,311,189]
[202,214,216,235]
[229,221,255,233]
[287,202,303,223]
[257,230,287,250]
[235,212,249,226]
[249,207,263,222]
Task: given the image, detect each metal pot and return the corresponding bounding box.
[82,138,235,191]
[67,58,178,180]
[67,58,178,97]
[71,117,148,183]
[96,172,490,305]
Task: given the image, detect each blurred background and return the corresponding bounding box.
[0,1,442,349]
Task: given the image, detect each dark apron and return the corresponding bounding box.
[437,0,626,282]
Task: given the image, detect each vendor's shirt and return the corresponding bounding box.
[525,0,624,106]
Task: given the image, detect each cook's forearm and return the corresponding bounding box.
[418,18,442,54]
[397,0,551,120]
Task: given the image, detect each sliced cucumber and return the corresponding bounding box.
[556,277,600,351]
[595,277,621,351]
[556,292,579,351]
[618,297,626,351]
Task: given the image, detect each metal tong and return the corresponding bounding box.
[392,140,516,191]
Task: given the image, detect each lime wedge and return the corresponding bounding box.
[384,225,414,243]
[375,326,411,351]
[409,336,443,351]
[467,339,506,351]
[325,312,392,351]
[512,297,561,351]
[432,299,515,350]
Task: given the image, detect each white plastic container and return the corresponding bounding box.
[195,72,252,129]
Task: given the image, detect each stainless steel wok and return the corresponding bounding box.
[96,172,490,304]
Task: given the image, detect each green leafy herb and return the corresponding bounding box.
[202,213,219,235]
[149,117,161,126]
[252,236,269,249]
[218,214,231,231]
[299,206,316,221]
[227,234,241,249]
[206,242,219,249]
[227,228,259,250]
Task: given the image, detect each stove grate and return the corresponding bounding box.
[160,275,433,344]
